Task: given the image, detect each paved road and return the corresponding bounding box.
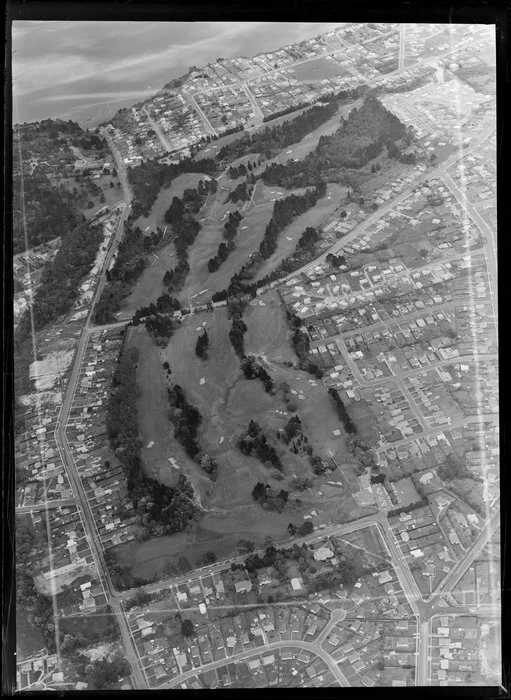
[432,508,500,598]
[159,637,349,689]
[16,498,78,513]
[183,91,218,137]
[439,170,498,303]
[49,134,146,689]
[142,105,171,152]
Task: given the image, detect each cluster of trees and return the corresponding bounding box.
[437,454,472,481]
[84,656,131,690]
[13,173,81,253]
[16,518,56,652]
[144,313,178,346]
[219,101,340,162]
[261,95,407,189]
[345,435,378,475]
[228,181,251,203]
[162,258,190,293]
[227,162,257,178]
[127,157,217,218]
[280,415,302,444]
[133,293,181,321]
[239,420,282,470]
[251,483,289,513]
[240,355,274,393]
[207,240,235,273]
[287,311,324,378]
[20,219,102,330]
[328,387,357,434]
[228,314,248,357]
[106,347,201,538]
[207,210,243,273]
[199,454,218,481]
[223,210,243,242]
[326,252,347,268]
[195,329,210,359]
[167,384,203,459]
[94,223,160,324]
[77,132,107,151]
[387,498,429,519]
[287,520,314,537]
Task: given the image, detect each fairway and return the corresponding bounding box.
[126,325,211,494]
[121,240,175,316]
[270,99,362,165]
[134,172,208,232]
[175,182,277,302]
[252,183,346,282]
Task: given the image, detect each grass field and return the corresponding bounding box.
[16,609,45,659]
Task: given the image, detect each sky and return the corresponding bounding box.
[12,21,341,125]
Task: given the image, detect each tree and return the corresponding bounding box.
[181,619,195,637]
[178,556,191,573]
[298,521,314,536]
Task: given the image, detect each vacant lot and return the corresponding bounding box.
[16,609,45,659]
[252,183,345,282]
[288,57,348,82]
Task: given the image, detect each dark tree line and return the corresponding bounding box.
[261,94,407,189]
[167,384,202,459]
[195,329,209,359]
[228,315,248,357]
[207,210,243,273]
[328,387,357,434]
